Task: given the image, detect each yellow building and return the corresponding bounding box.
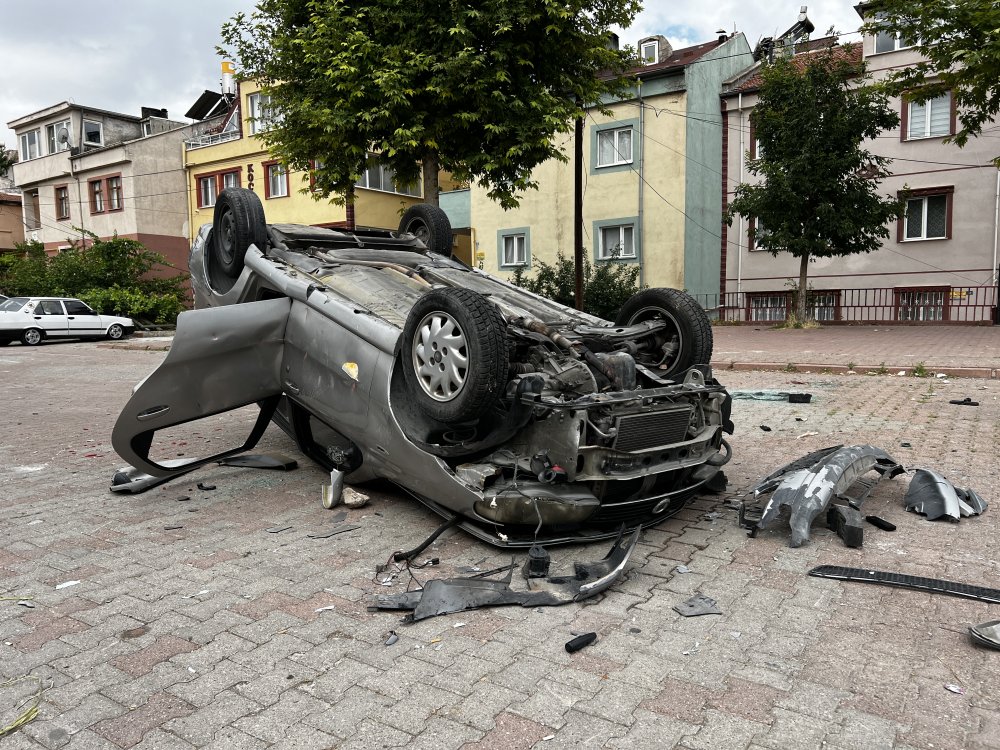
[183,80,428,239]
[469,34,753,303]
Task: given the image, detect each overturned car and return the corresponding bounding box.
[112,189,732,546]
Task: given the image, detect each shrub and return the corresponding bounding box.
[510,251,641,320]
[0,232,189,325]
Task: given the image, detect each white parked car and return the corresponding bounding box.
[0,296,134,346]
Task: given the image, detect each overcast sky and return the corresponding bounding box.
[1,0,864,153]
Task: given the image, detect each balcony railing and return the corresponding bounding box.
[692,285,999,325]
[184,130,241,150]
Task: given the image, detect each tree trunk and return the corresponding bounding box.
[797,251,810,322]
[345,185,356,231]
[422,152,440,206]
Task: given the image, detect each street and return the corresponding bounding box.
[2,341,999,749]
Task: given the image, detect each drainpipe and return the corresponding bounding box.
[993,168,999,321]
[637,79,645,287]
[736,92,745,294]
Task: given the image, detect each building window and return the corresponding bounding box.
[19,130,40,161]
[902,190,951,241]
[55,186,70,220]
[749,218,769,252]
[196,169,241,208]
[596,126,632,167]
[90,180,104,213]
[896,288,946,321]
[46,120,71,153]
[108,176,122,211]
[809,291,839,322]
[264,162,288,198]
[83,119,103,146]
[248,93,275,134]
[641,40,659,65]
[355,154,421,196]
[748,293,789,322]
[497,227,531,268]
[906,93,952,139]
[598,223,636,259]
[199,176,217,208]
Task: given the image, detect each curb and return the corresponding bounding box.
[711,360,997,379]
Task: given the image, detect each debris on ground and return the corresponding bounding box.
[307,524,360,539]
[0,674,44,738]
[865,515,896,531]
[54,581,80,590]
[674,565,691,575]
[265,525,292,534]
[197,482,216,491]
[944,684,966,695]
[760,425,772,432]
[372,527,638,622]
[808,565,1000,604]
[904,469,988,522]
[321,469,345,509]
[740,445,904,547]
[384,631,399,646]
[343,487,370,509]
[732,390,812,403]
[673,593,722,617]
[565,632,597,653]
[948,398,979,407]
[969,620,1000,650]
[217,453,299,470]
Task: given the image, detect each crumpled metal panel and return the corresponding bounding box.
[904,468,988,521]
[754,445,903,547]
[372,527,639,621]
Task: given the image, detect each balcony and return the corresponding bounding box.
[185,130,241,150]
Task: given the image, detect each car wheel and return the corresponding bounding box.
[106,323,125,340]
[21,328,43,346]
[398,204,453,256]
[401,288,508,423]
[212,188,267,278]
[614,288,713,378]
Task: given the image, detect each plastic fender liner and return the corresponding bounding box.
[904,468,988,521]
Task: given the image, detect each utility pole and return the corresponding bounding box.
[574,113,584,310]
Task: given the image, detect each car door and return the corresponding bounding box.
[64,299,103,337]
[112,297,291,477]
[31,299,70,338]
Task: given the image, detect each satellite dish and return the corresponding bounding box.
[57,127,72,147]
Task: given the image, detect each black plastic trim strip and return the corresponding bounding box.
[809,565,1000,604]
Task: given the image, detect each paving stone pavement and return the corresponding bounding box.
[2,342,999,749]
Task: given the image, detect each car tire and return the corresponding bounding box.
[21,328,43,346]
[107,323,125,340]
[614,288,713,378]
[212,188,267,278]
[398,204,453,256]
[401,288,508,423]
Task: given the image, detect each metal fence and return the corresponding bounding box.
[694,286,999,325]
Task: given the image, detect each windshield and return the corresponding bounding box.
[0,297,29,312]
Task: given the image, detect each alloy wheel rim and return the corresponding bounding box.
[412,311,468,401]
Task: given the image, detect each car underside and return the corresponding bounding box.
[112,189,733,547]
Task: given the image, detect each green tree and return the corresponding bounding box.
[220,0,640,208]
[727,45,903,322]
[860,0,1000,155]
[0,145,13,176]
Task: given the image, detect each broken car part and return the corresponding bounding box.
[111,188,732,547]
[864,515,896,531]
[523,545,551,578]
[306,524,360,539]
[826,504,863,548]
[218,453,298,470]
[373,527,639,621]
[969,620,1000,651]
[565,632,597,652]
[904,468,988,522]
[948,398,979,406]
[673,593,722,617]
[809,565,1000,604]
[731,390,811,403]
[321,469,345,510]
[741,445,904,547]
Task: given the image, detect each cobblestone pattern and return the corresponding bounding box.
[1,343,999,749]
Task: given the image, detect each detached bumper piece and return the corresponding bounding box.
[809,565,1000,605]
[740,445,904,548]
[373,527,639,622]
[969,621,1000,651]
[904,468,988,522]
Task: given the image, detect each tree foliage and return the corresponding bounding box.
[220,0,640,208]
[860,0,1000,155]
[727,45,903,321]
[511,251,640,321]
[0,145,13,176]
[0,234,188,325]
